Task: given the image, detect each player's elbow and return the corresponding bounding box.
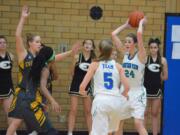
[163,74,168,81]
[111,31,117,37]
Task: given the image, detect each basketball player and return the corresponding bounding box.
[111,17,148,135]
[6,5,42,135]
[6,46,61,135]
[79,39,129,135]
[144,38,168,135]
[8,5,79,135]
[67,39,96,135]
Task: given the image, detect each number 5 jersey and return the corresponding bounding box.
[93,59,121,96]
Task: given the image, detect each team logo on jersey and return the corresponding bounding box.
[79,63,90,71]
[148,63,160,72]
[0,61,11,69]
[123,62,138,70]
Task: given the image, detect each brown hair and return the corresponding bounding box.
[29,46,56,83]
[83,39,96,59]
[97,39,113,61]
[26,33,37,47]
[0,35,7,42]
[148,37,162,66]
[126,33,137,43]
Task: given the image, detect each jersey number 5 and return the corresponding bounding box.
[104,72,113,90]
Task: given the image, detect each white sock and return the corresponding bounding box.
[28,131,38,135]
[67,131,73,135]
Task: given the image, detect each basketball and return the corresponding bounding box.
[128,11,144,27]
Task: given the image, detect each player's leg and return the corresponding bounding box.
[151,98,161,135]
[134,118,148,135]
[83,96,92,133]
[90,105,108,135]
[144,99,151,127]
[133,89,148,135]
[3,95,18,135]
[67,96,78,135]
[6,118,22,135]
[114,120,124,135]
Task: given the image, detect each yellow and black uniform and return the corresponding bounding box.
[9,51,35,115]
[8,51,44,130]
[8,77,54,133]
[42,73,53,105]
[8,51,57,134]
[20,74,54,133]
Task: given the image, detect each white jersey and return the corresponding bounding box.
[122,52,145,88]
[93,60,121,96]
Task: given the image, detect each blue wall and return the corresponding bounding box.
[163,14,180,135]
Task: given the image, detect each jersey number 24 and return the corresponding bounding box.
[125,70,135,78]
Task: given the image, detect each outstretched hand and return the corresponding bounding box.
[125,19,132,28]
[21,5,30,18]
[72,41,81,55]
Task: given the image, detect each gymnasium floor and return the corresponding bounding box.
[0,131,158,135]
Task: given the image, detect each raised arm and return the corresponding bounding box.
[40,67,61,113]
[111,20,130,54]
[161,57,168,81]
[79,62,98,96]
[137,17,147,64]
[55,41,81,61]
[16,5,30,62]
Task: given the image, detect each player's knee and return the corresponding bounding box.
[84,108,91,116]
[151,110,159,117]
[11,119,22,129]
[69,107,77,115]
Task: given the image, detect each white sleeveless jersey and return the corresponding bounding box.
[122,52,145,88]
[93,60,121,96]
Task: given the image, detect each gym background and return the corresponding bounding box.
[0,0,179,133]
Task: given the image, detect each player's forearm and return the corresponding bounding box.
[55,50,72,61]
[16,17,26,37]
[112,24,127,35]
